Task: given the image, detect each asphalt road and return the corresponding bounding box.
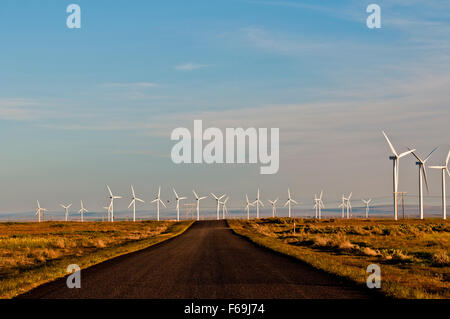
[19,220,373,299]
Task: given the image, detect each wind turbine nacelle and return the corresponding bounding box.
[415,161,421,165]
[389,156,396,160]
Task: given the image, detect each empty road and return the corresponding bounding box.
[19,220,373,299]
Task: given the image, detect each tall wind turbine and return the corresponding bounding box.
[410,147,437,219]
[36,200,47,223]
[107,185,122,222]
[221,197,229,219]
[338,195,346,218]
[382,131,415,220]
[362,199,372,219]
[245,194,254,220]
[429,150,450,220]
[211,193,226,220]
[253,189,264,218]
[129,185,144,222]
[173,188,187,221]
[345,192,352,219]
[151,186,166,221]
[60,203,72,222]
[314,191,324,219]
[284,189,298,218]
[268,198,279,217]
[193,190,207,221]
[79,200,88,222]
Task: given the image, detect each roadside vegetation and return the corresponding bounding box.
[0,220,193,298]
[228,218,450,299]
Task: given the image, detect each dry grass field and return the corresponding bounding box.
[0,220,193,298]
[228,218,450,299]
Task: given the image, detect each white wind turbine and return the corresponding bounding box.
[253,189,264,218]
[429,150,450,220]
[107,185,122,222]
[211,193,226,220]
[151,186,166,221]
[362,199,372,219]
[193,190,207,221]
[60,203,72,222]
[313,191,324,219]
[382,131,415,220]
[129,185,144,222]
[410,147,437,219]
[79,200,88,222]
[268,198,279,217]
[338,195,346,218]
[221,197,229,219]
[35,200,47,223]
[284,189,298,218]
[245,194,254,220]
[345,192,352,219]
[173,188,187,221]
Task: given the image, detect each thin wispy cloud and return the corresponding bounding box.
[101,82,159,88]
[174,62,211,71]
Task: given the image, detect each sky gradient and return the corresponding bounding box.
[0,0,449,215]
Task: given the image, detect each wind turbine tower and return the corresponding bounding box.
[60,203,72,222]
[173,188,187,221]
[129,185,145,222]
[429,150,450,220]
[193,190,207,221]
[151,186,166,221]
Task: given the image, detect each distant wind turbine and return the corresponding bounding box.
[410,147,437,219]
[382,131,415,220]
[362,199,372,219]
[221,197,229,219]
[107,185,122,222]
[245,194,254,220]
[211,193,226,220]
[60,203,72,222]
[36,200,47,223]
[253,189,264,218]
[338,195,346,218]
[313,191,324,219]
[429,150,450,220]
[173,188,187,221]
[129,185,144,222]
[79,200,88,222]
[345,192,352,219]
[103,204,111,222]
[268,198,278,217]
[151,186,166,221]
[284,188,298,218]
[193,190,207,221]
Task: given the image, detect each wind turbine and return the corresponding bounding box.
[268,198,279,217]
[103,204,111,222]
[410,147,438,219]
[79,200,88,222]
[345,192,352,219]
[211,193,226,220]
[313,191,324,219]
[338,195,346,218]
[253,189,264,218]
[362,199,372,218]
[107,185,122,222]
[221,197,229,219]
[151,186,166,221]
[245,194,254,220]
[173,188,187,221]
[193,190,207,221]
[429,150,450,220]
[35,200,47,223]
[128,185,144,222]
[60,203,72,222]
[382,131,415,220]
[284,189,298,218]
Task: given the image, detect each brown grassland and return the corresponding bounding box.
[0,220,193,298]
[228,218,450,299]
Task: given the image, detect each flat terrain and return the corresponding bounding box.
[0,220,192,298]
[228,218,450,299]
[19,220,372,299]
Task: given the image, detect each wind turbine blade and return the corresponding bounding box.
[422,165,430,193]
[319,190,323,200]
[409,149,422,163]
[193,190,198,199]
[136,198,144,203]
[446,150,450,167]
[398,149,415,158]
[173,188,178,198]
[218,194,225,200]
[429,166,445,169]
[107,185,113,197]
[131,185,135,197]
[199,196,207,200]
[424,147,438,163]
[382,131,398,157]
[288,188,291,198]
[151,199,158,203]
[284,200,289,207]
[158,186,161,197]
[68,204,72,208]
[60,204,65,209]
[211,193,218,200]
[179,197,187,200]
[291,199,298,204]
[128,200,134,208]
[160,199,167,208]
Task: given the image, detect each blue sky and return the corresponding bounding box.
[0,0,449,214]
